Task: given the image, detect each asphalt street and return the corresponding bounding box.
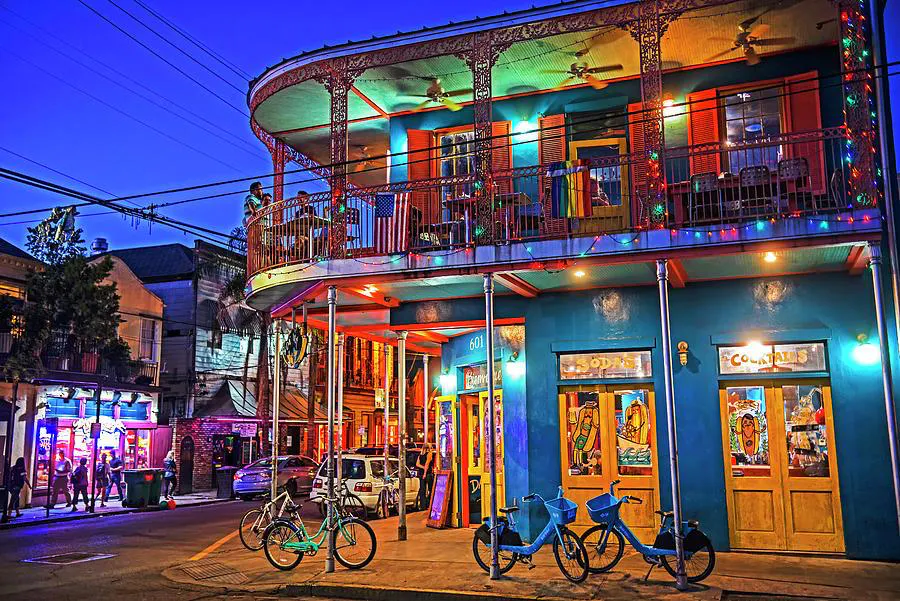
[0,498,324,601]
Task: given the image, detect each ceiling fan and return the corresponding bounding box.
[542,60,624,90]
[352,145,377,172]
[410,78,472,112]
[706,13,795,66]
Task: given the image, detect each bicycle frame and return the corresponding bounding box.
[487,491,571,558]
[278,503,360,555]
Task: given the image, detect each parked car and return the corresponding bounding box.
[354,444,424,478]
[310,453,420,518]
[233,455,318,501]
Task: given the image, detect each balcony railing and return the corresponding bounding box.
[247,127,866,276]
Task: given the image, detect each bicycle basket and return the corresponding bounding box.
[586,493,623,524]
[544,496,578,526]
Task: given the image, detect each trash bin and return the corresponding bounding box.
[215,466,237,499]
[123,469,163,507]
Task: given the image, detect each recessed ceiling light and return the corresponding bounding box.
[574,270,586,278]
[763,251,777,263]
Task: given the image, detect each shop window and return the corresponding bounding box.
[722,87,784,171]
[437,399,455,471]
[437,130,475,201]
[782,385,830,477]
[563,391,603,476]
[725,386,770,477]
[125,429,150,469]
[140,318,159,361]
[614,390,652,476]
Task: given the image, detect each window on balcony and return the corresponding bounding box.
[140,318,158,361]
[438,130,475,201]
[722,87,784,172]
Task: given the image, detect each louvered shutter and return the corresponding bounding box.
[687,89,722,175]
[785,71,826,195]
[628,101,648,225]
[407,129,436,229]
[538,114,567,235]
[491,121,512,195]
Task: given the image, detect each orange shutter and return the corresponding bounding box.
[628,101,648,226]
[538,114,567,234]
[687,89,722,175]
[491,121,512,195]
[785,71,826,195]
[406,129,436,226]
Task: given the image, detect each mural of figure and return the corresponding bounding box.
[621,398,649,444]
[568,401,601,468]
[738,412,761,458]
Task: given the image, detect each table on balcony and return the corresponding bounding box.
[268,213,331,259]
[439,192,533,245]
[668,171,782,226]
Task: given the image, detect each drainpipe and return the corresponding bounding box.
[868,243,900,532]
[337,334,344,484]
[325,285,337,573]
[483,273,500,580]
[384,343,390,484]
[398,331,408,541]
[656,260,687,591]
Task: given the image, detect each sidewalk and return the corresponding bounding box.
[0,489,233,530]
[164,514,900,601]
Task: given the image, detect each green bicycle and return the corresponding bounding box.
[262,497,377,571]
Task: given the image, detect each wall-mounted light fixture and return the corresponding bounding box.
[676,341,689,366]
[110,391,122,407]
[506,352,526,378]
[64,387,77,403]
[129,392,140,407]
[852,334,880,365]
[439,368,454,391]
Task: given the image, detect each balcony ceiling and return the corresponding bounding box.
[252,0,838,186]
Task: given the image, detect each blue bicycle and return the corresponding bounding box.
[472,487,589,582]
[579,479,715,583]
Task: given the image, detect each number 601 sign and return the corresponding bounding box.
[469,334,484,351]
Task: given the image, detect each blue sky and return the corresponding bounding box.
[1,0,898,254]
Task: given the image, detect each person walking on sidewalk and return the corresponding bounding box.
[415,443,435,510]
[106,449,124,503]
[162,450,177,499]
[50,449,73,508]
[70,458,90,512]
[7,457,30,518]
[94,453,111,508]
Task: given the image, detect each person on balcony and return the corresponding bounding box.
[242,181,267,227]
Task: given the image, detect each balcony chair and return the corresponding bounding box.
[688,172,722,225]
[777,158,813,213]
[738,165,776,220]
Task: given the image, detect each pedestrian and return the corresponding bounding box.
[242,181,266,227]
[95,453,111,508]
[50,449,73,509]
[162,450,177,499]
[70,457,90,512]
[7,457,30,518]
[106,449,125,503]
[415,443,435,510]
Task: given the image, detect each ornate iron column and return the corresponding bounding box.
[838,0,879,208]
[270,139,287,225]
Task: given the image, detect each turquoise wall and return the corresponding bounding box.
[393,271,900,560]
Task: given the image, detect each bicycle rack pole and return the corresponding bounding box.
[271,319,282,506]
[484,273,500,580]
[398,331,408,541]
[325,285,337,574]
[656,260,688,591]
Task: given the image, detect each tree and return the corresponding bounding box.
[25,206,85,266]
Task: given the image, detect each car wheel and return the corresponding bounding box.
[238,494,255,502]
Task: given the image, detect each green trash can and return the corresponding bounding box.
[123,469,163,507]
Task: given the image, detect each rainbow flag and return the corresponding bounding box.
[547,160,591,218]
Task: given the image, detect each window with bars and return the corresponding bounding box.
[722,87,784,172]
[140,318,159,361]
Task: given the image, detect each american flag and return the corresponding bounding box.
[374,193,409,254]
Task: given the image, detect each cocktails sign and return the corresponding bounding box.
[718,342,826,375]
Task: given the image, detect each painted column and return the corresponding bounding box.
[867,243,900,532]
[423,354,430,445]
[398,331,408,541]
[483,273,500,579]
[325,286,337,573]
[271,320,282,503]
[656,259,687,590]
[384,343,390,480]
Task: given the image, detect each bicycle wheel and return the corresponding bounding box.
[552,527,589,583]
[333,517,377,569]
[239,508,270,551]
[660,537,716,583]
[263,521,304,571]
[343,493,368,521]
[471,532,518,575]
[580,524,624,573]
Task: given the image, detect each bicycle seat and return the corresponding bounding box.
[498,506,520,514]
[655,510,674,518]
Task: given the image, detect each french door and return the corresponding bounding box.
[461,391,506,526]
[558,385,660,542]
[719,381,844,552]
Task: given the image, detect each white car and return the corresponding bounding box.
[310,454,420,518]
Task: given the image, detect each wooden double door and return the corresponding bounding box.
[720,380,844,552]
[558,384,660,542]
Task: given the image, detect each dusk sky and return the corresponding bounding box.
[1,0,898,253]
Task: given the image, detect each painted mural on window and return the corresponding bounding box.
[782,385,830,478]
[615,389,652,475]
[726,386,770,477]
[564,391,602,476]
[438,399,455,471]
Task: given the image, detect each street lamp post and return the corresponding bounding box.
[325,286,337,573]
[271,320,282,504]
[398,331,408,541]
[483,273,500,580]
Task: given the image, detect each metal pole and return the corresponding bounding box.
[271,320,281,503]
[384,342,390,480]
[656,260,688,591]
[89,386,101,513]
[869,0,900,359]
[423,354,429,445]
[325,285,337,573]
[398,331,408,541]
[868,243,900,531]
[483,273,500,580]
[1,383,19,523]
[337,333,344,484]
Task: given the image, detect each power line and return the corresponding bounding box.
[2,46,244,173]
[75,0,249,117]
[0,145,125,202]
[103,0,246,94]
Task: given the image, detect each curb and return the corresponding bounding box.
[280,582,548,601]
[0,497,236,530]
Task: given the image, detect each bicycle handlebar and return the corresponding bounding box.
[626,495,644,504]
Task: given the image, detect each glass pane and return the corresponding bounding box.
[783,385,830,477]
[563,391,602,476]
[726,386,770,477]
[437,400,455,471]
[482,393,503,474]
[615,390,652,475]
